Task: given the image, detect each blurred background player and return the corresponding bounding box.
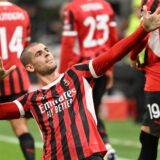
[0,1,35,160]
[59,0,119,159]
[130,0,160,159]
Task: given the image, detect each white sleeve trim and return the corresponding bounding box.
[13,100,25,117]
[89,60,99,78]
[62,31,77,36]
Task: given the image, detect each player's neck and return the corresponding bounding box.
[37,71,60,87]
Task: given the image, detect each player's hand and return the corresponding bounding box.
[0,57,16,80]
[142,5,160,32]
[130,58,143,71]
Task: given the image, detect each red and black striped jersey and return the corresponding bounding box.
[130,28,160,91]
[14,62,106,160]
[0,25,148,159]
[0,2,31,96]
[141,0,160,13]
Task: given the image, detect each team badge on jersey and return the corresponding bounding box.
[63,79,70,86]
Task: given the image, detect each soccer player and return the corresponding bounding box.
[0,5,160,160]
[59,1,118,159]
[0,1,35,160]
[130,0,160,159]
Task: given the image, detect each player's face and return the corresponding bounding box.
[28,43,57,75]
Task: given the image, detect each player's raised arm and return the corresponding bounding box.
[90,5,160,77]
[0,57,16,80]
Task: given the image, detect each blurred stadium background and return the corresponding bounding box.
[1,0,159,159]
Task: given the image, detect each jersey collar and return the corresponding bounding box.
[41,73,64,90]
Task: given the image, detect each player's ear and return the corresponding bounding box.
[25,64,35,72]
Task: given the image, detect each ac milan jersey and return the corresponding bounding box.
[62,0,118,58]
[14,62,106,160]
[130,28,160,91]
[143,29,160,91]
[0,2,31,96]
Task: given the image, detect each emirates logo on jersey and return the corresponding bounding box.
[38,88,76,116]
[63,79,70,86]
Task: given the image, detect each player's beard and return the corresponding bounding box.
[47,64,57,74]
[40,64,57,76]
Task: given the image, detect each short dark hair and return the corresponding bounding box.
[20,42,40,66]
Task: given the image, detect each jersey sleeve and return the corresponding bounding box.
[0,93,30,120]
[0,101,21,120]
[71,61,94,78]
[62,5,78,37]
[129,35,148,60]
[108,4,119,46]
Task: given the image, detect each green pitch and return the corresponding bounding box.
[0,119,159,160]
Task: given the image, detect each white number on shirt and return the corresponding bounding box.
[147,103,160,119]
[0,26,23,60]
[83,14,109,48]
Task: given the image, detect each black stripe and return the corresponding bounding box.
[51,85,71,160]
[19,93,29,104]
[0,79,5,96]
[144,48,148,66]
[68,70,90,143]
[17,68,24,92]
[20,93,32,118]
[60,76,83,159]
[74,64,89,71]
[9,70,15,94]
[150,0,159,13]
[78,57,91,63]
[42,89,57,160]
[30,91,48,159]
[69,11,74,31]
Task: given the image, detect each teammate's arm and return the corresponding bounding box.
[59,8,79,73]
[129,35,148,60]
[59,35,78,72]
[108,6,119,46]
[129,35,148,70]
[24,11,31,47]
